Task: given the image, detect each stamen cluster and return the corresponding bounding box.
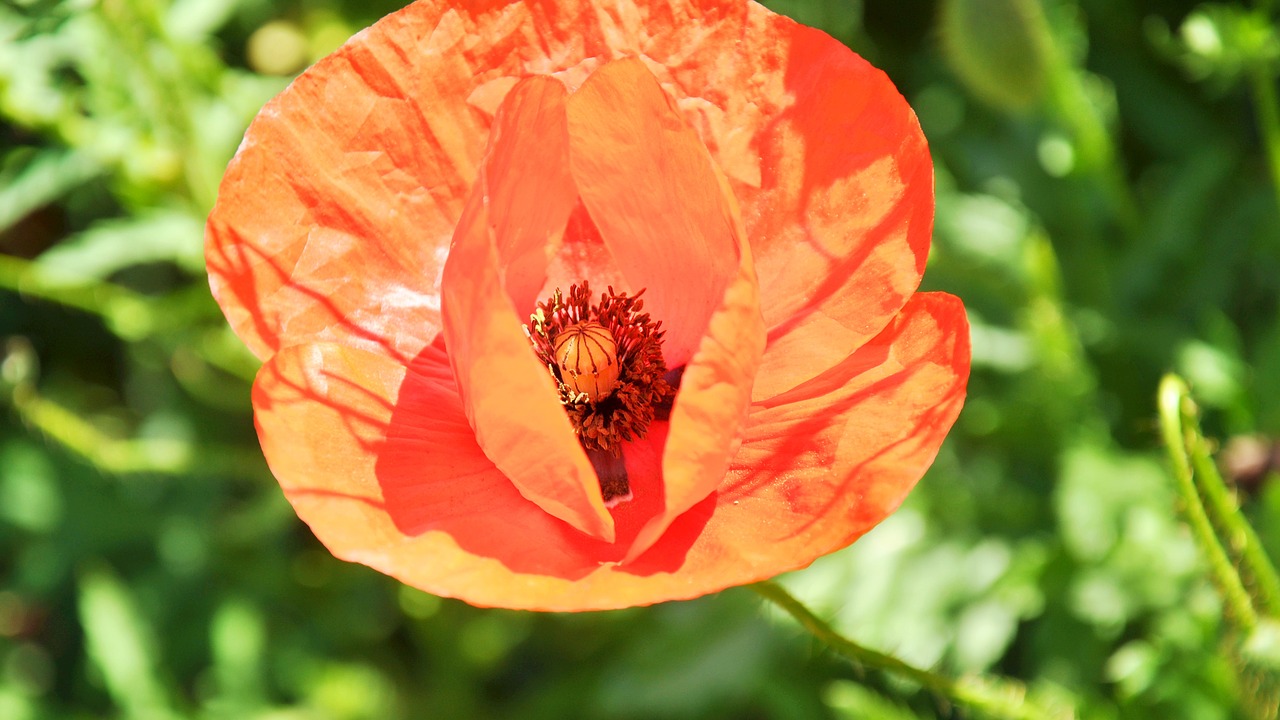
[526,282,672,455]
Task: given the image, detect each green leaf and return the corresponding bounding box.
[35,211,205,281]
[1056,443,1201,631]
[77,565,176,720]
[825,680,921,720]
[206,599,267,714]
[0,440,61,533]
[781,508,1047,674]
[164,0,244,41]
[1242,620,1280,671]
[0,147,102,233]
[1153,4,1280,90]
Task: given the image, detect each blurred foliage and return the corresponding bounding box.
[3,0,1280,717]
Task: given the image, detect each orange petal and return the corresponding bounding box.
[539,200,631,305]
[254,342,409,515]
[713,292,970,567]
[612,293,969,603]
[253,343,608,594]
[679,10,935,400]
[440,76,615,542]
[482,75,579,315]
[220,0,961,610]
[565,58,743,367]
[562,57,766,560]
[253,295,965,610]
[205,2,497,361]
[254,341,703,609]
[626,175,765,562]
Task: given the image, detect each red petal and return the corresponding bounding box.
[253,343,606,593]
[606,293,969,604]
[565,58,743,367]
[627,201,765,561]
[221,0,959,610]
[678,11,935,400]
[440,76,615,542]
[482,76,579,314]
[711,293,970,569]
[206,3,495,361]
[253,294,966,610]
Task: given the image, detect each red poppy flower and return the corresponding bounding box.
[206,0,970,610]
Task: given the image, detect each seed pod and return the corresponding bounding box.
[939,0,1052,111]
[553,322,620,403]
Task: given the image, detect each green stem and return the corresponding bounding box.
[751,581,1068,720]
[1038,15,1142,240]
[1158,375,1260,631]
[1248,56,1280,216]
[1190,447,1280,617]
[6,381,265,479]
[1174,379,1280,616]
[1247,0,1280,209]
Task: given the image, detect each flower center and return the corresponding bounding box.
[552,321,620,404]
[524,282,673,502]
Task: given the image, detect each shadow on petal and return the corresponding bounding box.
[719,293,970,552]
[207,223,424,366]
[374,343,705,577]
[741,21,934,401]
[619,491,718,577]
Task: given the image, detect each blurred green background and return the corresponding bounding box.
[3,0,1280,717]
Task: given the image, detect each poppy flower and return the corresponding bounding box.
[206,0,970,611]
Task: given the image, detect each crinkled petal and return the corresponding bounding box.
[252,295,966,611]
[253,342,409,516]
[711,293,969,570]
[206,2,494,360]
[208,0,928,391]
[221,0,958,611]
[685,9,935,400]
[440,76,614,541]
[253,342,692,608]
[253,343,603,591]
[611,293,967,604]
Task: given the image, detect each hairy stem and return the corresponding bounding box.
[1160,374,1280,617]
[752,580,1069,720]
[1158,374,1260,631]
